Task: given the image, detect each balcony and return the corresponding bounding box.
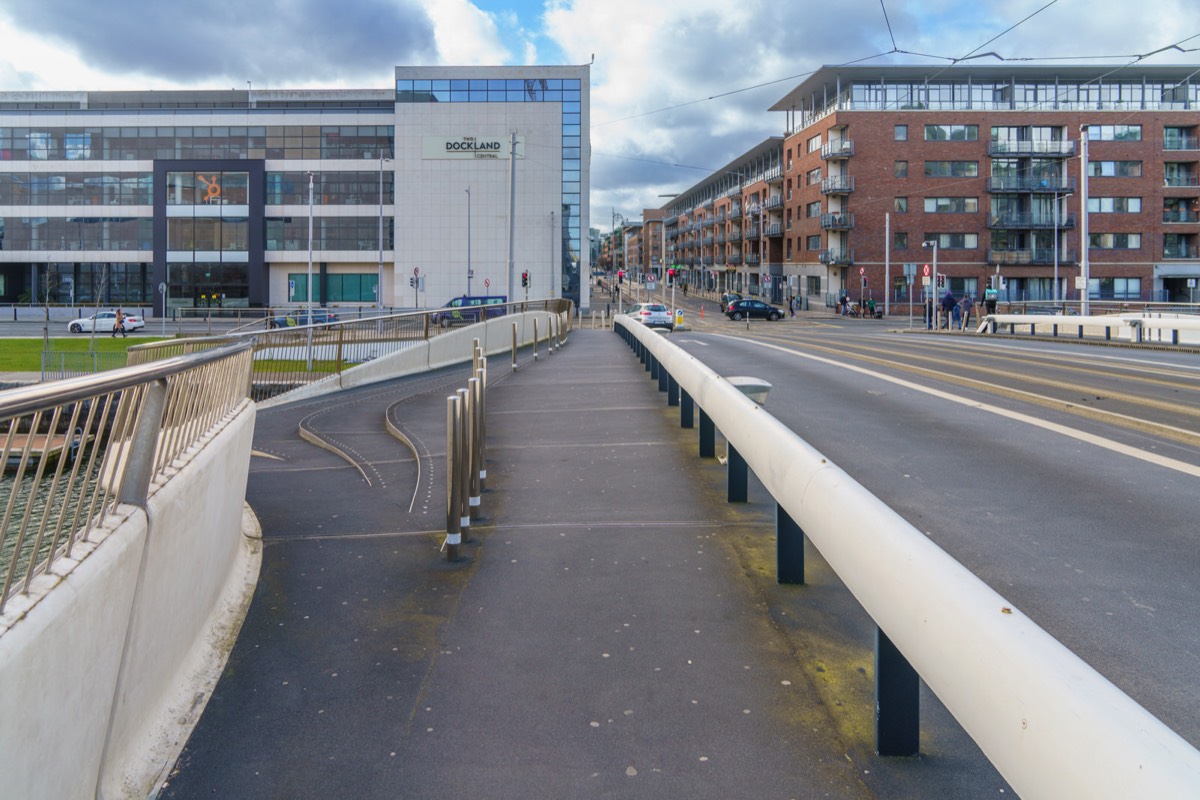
[820,139,855,160]
[728,207,743,220]
[986,140,1075,158]
[702,236,714,246]
[820,176,855,195]
[1163,243,1200,259]
[728,254,742,265]
[986,177,1076,193]
[764,165,783,183]
[987,212,1077,229]
[988,248,1078,266]
[715,254,726,265]
[730,230,742,242]
[745,254,761,266]
[715,233,727,244]
[765,195,783,209]
[1164,174,1200,188]
[702,217,715,227]
[820,212,855,230]
[703,256,714,266]
[766,223,783,238]
[818,248,855,265]
[1164,209,1200,224]
[1165,135,1200,151]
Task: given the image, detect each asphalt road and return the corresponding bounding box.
[657,313,1200,754]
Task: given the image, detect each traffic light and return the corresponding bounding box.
[617,270,624,284]
[667,268,675,286]
[521,271,529,288]
[409,276,415,288]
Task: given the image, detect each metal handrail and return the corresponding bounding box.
[618,318,1200,797]
[0,342,254,613]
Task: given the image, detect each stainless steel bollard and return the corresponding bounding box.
[533,318,539,361]
[475,363,487,491]
[511,322,518,371]
[468,376,481,509]
[457,387,472,538]
[445,395,462,561]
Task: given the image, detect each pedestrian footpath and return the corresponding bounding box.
[158,328,989,799]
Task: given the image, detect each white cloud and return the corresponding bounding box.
[421,0,513,65]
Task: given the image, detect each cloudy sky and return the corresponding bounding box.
[2,0,1198,228]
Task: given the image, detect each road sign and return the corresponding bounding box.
[763,275,772,286]
[484,278,491,288]
[859,267,865,275]
[413,267,420,276]
[923,265,930,276]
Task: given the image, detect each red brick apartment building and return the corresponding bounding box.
[659,64,1200,309]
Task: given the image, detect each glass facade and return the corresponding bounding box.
[396,76,584,305]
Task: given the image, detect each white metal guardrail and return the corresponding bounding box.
[616,316,1200,799]
[982,313,1200,346]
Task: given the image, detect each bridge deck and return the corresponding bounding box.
[158,328,994,799]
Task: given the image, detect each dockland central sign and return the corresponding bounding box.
[423,135,526,160]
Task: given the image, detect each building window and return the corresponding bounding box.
[1087,197,1142,213]
[924,197,979,213]
[1089,232,1141,249]
[925,161,979,178]
[924,124,978,141]
[893,232,908,249]
[894,197,908,213]
[1088,161,1142,177]
[894,125,908,141]
[806,167,821,186]
[806,201,822,218]
[1085,124,1142,141]
[926,232,979,249]
[807,134,822,153]
[1090,277,1141,300]
[894,160,908,178]
[806,234,821,250]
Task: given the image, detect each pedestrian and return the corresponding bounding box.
[940,289,956,329]
[960,293,974,330]
[984,285,998,316]
[112,308,127,338]
[840,292,849,316]
[866,298,876,319]
[789,295,796,317]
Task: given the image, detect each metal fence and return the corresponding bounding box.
[1,342,255,614]
[127,299,573,402]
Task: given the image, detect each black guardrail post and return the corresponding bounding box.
[776,504,805,584]
[875,627,919,756]
[667,374,679,407]
[657,361,669,393]
[679,389,694,428]
[726,444,747,502]
[698,409,715,457]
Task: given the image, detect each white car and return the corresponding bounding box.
[67,311,145,334]
[628,302,674,331]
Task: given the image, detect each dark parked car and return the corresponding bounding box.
[725,299,784,321]
[270,309,339,328]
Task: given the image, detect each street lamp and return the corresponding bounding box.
[922,239,939,330]
[377,153,393,311]
[466,186,472,295]
[307,171,314,369]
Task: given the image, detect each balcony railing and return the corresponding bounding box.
[986,140,1076,158]
[715,233,727,244]
[728,207,743,220]
[1164,209,1200,223]
[820,176,855,195]
[745,254,761,265]
[702,217,715,227]
[1164,136,1200,151]
[988,248,1078,265]
[730,231,742,242]
[820,139,855,160]
[765,195,783,209]
[988,212,1077,229]
[728,254,742,265]
[766,223,783,238]
[820,212,855,230]
[1164,175,1200,188]
[818,248,855,265]
[702,236,714,246]
[986,177,1076,193]
[1163,243,1200,259]
[745,224,761,239]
